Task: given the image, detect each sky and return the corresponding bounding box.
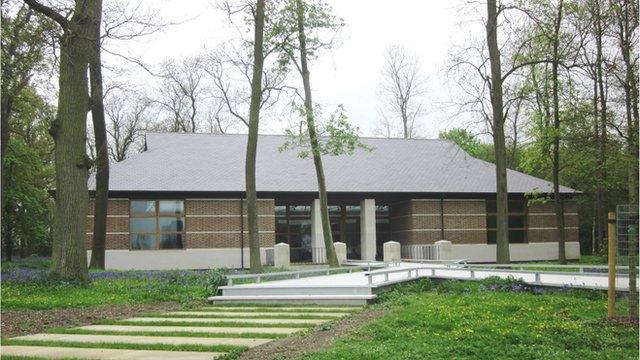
[105,0,485,138]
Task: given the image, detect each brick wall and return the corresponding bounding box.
[527,201,579,243]
[85,198,276,251]
[389,200,441,245]
[185,199,275,249]
[390,199,488,245]
[443,200,487,244]
[85,199,130,250]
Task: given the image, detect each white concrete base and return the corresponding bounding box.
[274,243,290,269]
[383,241,400,263]
[334,242,347,264]
[451,242,580,263]
[87,247,274,270]
[434,240,452,260]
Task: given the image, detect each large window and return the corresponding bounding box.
[130,200,184,250]
[486,199,527,244]
[275,204,312,262]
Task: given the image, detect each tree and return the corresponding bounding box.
[438,128,483,158]
[105,92,150,162]
[278,0,345,267]
[88,0,108,269]
[611,0,638,320]
[377,44,427,139]
[486,0,510,264]
[24,0,93,281]
[246,0,266,272]
[1,1,53,259]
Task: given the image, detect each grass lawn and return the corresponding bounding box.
[0,271,215,311]
[302,279,638,360]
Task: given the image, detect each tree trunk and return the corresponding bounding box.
[88,0,108,270]
[551,0,566,264]
[1,94,12,261]
[594,0,608,255]
[245,0,265,273]
[616,0,638,319]
[37,2,92,281]
[486,0,510,264]
[295,0,339,267]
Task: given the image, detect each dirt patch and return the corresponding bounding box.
[237,307,388,360]
[1,302,180,338]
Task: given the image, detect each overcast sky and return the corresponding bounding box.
[106,0,485,138]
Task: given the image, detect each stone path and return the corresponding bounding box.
[1,305,360,359]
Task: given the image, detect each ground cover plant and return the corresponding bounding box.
[301,278,639,360]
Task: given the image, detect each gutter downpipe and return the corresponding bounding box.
[240,195,244,269]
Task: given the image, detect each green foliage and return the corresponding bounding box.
[304,283,638,359]
[438,128,494,162]
[2,138,54,257]
[205,269,227,296]
[280,105,372,158]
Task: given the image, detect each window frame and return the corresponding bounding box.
[129,199,186,250]
[485,199,529,244]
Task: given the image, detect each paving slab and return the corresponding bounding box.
[200,306,360,312]
[122,317,327,325]
[163,311,347,318]
[13,333,270,347]
[0,345,224,360]
[78,324,302,335]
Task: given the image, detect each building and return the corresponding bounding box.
[87,133,580,269]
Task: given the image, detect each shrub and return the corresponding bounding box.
[205,269,227,296]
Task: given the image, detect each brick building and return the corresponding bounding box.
[87,133,580,269]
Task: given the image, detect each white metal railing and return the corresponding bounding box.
[364,265,420,285]
[225,262,396,286]
[401,244,438,260]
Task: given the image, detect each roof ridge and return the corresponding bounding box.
[145,131,450,142]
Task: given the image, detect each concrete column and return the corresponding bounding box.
[311,199,326,263]
[274,243,290,269]
[383,241,401,263]
[334,242,347,264]
[360,198,377,261]
[434,240,453,260]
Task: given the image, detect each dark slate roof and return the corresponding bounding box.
[92,132,576,194]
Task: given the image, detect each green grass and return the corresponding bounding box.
[45,327,288,339]
[97,319,313,328]
[0,277,209,311]
[301,279,638,360]
[0,339,246,353]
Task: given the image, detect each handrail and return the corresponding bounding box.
[225,262,392,286]
[363,263,421,285]
[460,263,636,272]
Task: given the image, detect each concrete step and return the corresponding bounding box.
[220,285,373,297]
[13,333,271,348]
[122,317,327,325]
[162,311,348,318]
[0,345,224,360]
[198,306,361,312]
[77,324,302,335]
[208,294,376,306]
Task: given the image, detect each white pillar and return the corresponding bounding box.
[274,243,290,269]
[360,198,377,261]
[383,241,401,263]
[311,199,326,263]
[334,242,347,264]
[434,240,453,260]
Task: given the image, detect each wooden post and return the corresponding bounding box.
[608,212,616,319]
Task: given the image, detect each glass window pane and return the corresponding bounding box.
[131,201,155,215]
[130,218,156,233]
[509,215,525,228]
[160,233,183,249]
[346,205,360,216]
[275,205,287,217]
[159,200,183,215]
[131,233,156,249]
[159,217,184,232]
